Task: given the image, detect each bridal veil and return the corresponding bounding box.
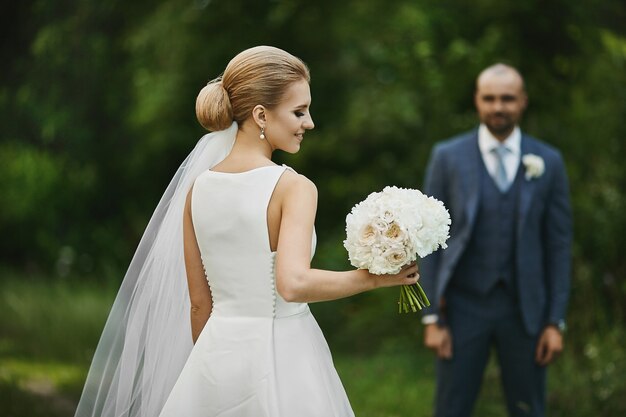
[74,123,238,417]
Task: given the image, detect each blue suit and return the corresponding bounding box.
[421,129,572,417]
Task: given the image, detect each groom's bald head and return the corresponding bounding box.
[476,64,526,92]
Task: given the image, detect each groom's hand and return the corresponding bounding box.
[424,324,453,359]
[535,325,563,366]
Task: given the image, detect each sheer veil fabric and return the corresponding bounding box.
[74,123,238,417]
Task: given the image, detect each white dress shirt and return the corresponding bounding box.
[421,125,522,325]
[478,124,522,185]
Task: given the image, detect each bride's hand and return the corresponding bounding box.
[370,262,419,288]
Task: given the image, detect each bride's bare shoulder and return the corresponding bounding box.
[277,169,317,200]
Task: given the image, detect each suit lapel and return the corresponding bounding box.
[461,132,481,228]
[517,134,537,237]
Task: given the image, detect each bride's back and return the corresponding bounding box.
[191,165,307,318]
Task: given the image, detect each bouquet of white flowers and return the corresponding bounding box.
[343,186,451,313]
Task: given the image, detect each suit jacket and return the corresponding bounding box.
[421,128,572,335]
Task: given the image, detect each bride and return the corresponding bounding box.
[74,45,419,417]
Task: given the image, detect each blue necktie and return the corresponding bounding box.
[492,145,510,192]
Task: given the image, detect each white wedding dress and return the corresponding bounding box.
[158,165,355,417]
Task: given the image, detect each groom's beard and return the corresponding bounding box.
[484,112,515,137]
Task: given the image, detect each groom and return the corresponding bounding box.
[420,64,572,417]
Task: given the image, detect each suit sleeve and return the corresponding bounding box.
[544,151,572,325]
[420,144,448,319]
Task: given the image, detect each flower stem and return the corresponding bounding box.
[415,282,431,307]
[397,282,430,314]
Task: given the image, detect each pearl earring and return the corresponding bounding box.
[260,127,266,140]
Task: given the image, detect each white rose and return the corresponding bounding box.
[358,223,378,246]
[372,218,388,232]
[380,209,394,223]
[383,221,406,243]
[381,247,410,273]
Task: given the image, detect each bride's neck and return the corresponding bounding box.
[227,125,274,164]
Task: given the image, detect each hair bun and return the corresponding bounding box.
[195,80,233,131]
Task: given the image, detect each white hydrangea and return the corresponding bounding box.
[344,186,451,275]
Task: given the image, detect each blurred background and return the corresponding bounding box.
[1,0,625,415]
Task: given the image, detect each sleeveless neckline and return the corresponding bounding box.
[208,165,283,175]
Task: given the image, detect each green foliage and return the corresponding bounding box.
[1,1,626,412]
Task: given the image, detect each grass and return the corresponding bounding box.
[0,274,116,416]
[336,348,437,417]
[332,332,509,417]
[1,275,625,416]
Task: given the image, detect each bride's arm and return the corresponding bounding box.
[274,173,418,303]
[183,188,213,343]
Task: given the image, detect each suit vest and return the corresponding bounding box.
[449,161,523,295]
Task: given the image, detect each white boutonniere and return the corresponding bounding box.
[522,154,545,180]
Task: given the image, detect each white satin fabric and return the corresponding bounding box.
[158,165,354,416]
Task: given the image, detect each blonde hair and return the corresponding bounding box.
[196,46,310,131]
